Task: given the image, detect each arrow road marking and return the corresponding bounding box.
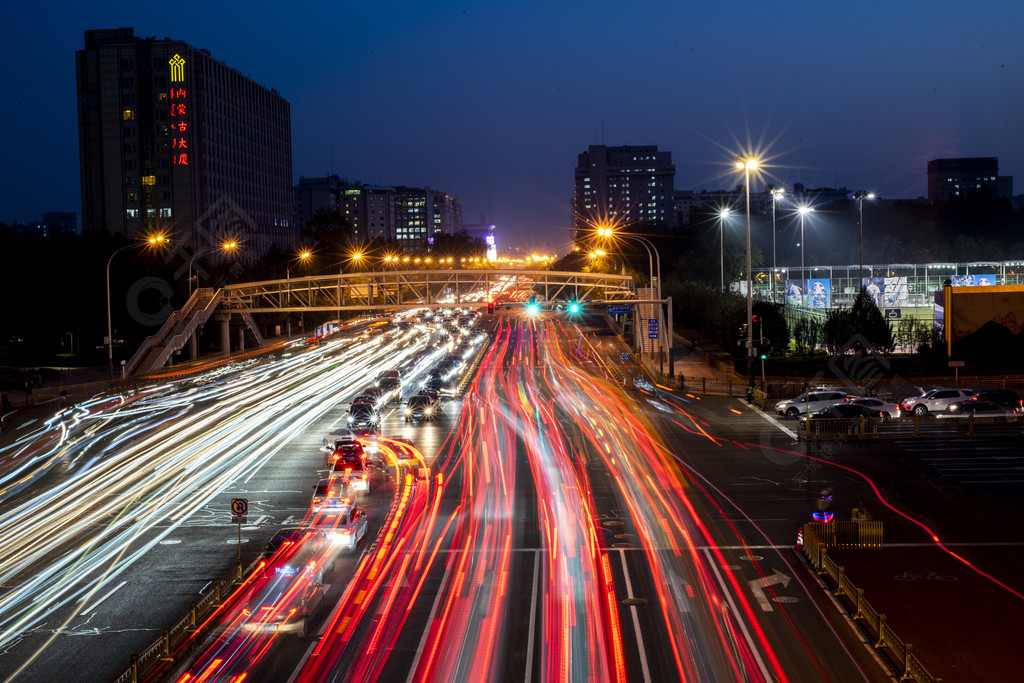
[749,569,792,612]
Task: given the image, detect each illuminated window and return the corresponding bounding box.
[159,208,172,218]
[142,175,156,186]
[123,109,135,121]
[147,208,156,217]
[126,209,139,218]
[127,192,138,203]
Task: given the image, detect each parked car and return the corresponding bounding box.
[799,403,880,423]
[847,397,901,420]
[945,399,1018,416]
[775,390,849,417]
[901,389,974,415]
[968,390,1023,412]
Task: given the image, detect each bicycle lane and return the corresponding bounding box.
[824,538,1024,680]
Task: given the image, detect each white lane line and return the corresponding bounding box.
[524,549,541,683]
[618,549,652,683]
[406,556,455,683]
[701,547,773,681]
[81,580,127,614]
[742,399,799,439]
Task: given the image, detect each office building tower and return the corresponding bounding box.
[76,28,293,257]
[573,144,676,237]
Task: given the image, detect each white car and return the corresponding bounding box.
[901,388,974,415]
[775,390,849,417]
[847,397,901,420]
[316,500,369,551]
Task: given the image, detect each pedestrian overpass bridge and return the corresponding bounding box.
[126,268,668,376]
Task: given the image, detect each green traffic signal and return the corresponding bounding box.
[568,301,580,314]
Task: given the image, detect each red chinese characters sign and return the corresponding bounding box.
[169,54,189,167]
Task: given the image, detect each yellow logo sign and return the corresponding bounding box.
[169,54,186,82]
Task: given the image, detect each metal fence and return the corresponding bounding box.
[799,414,1024,440]
[802,522,943,682]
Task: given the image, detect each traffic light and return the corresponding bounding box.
[568,297,580,314]
[527,295,539,316]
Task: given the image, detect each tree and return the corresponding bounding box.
[848,288,894,354]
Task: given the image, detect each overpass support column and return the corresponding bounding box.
[189,332,198,360]
[217,313,231,354]
[237,326,246,353]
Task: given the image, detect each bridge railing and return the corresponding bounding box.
[220,268,636,313]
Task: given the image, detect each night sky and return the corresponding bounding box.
[3,1,1022,251]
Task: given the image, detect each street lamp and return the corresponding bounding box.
[853,190,875,286]
[107,234,167,381]
[797,205,815,307]
[717,208,731,292]
[188,240,238,296]
[736,156,758,379]
[771,188,785,304]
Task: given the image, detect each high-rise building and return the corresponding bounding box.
[572,144,676,238]
[76,28,293,257]
[927,157,1012,202]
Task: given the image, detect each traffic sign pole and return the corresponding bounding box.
[231,498,248,572]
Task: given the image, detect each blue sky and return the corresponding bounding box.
[3,0,1022,251]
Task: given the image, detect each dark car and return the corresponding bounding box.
[946,399,1018,416]
[969,390,1023,412]
[261,528,332,578]
[347,402,379,429]
[800,403,880,423]
[404,393,438,421]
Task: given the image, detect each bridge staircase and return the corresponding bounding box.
[126,288,226,376]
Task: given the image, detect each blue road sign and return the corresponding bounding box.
[607,305,631,315]
[647,319,659,339]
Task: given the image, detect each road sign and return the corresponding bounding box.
[232,515,247,524]
[647,319,659,339]
[607,305,631,315]
[620,352,629,361]
[885,308,902,319]
[948,360,965,367]
[231,498,248,516]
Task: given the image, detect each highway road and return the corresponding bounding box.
[5,308,1021,681]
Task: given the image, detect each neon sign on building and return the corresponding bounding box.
[169,54,189,166]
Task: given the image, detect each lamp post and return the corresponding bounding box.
[717,208,731,292]
[736,156,758,379]
[853,190,874,287]
[797,205,815,307]
[771,188,785,304]
[107,235,166,381]
[287,250,311,339]
[188,241,238,296]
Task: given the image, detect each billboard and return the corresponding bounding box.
[883,276,910,307]
[785,279,805,306]
[808,278,830,309]
[862,277,884,308]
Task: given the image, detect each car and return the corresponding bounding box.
[328,440,366,467]
[945,399,1018,416]
[332,458,371,493]
[315,500,369,551]
[347,402,379,429]
[901,388,974,415]
[775,390,849,417]
[260,528,332,579]
[800,403,880,423]
[311,478,349,514]
[847,397,902,420]
[404,393,439,421]
[240,570,324,637]
[376,377,401,402]
[968,390,1023,412]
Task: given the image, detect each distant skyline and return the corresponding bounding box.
[3,1,1022,253]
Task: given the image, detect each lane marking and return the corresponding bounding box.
[524,550,540,683]
[742,400,798,439]
[618,549,651,683]
[702,547,774,680]
[81,581,127,614]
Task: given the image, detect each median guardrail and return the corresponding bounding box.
[800,413,1024,440]
[801,522,943,682]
